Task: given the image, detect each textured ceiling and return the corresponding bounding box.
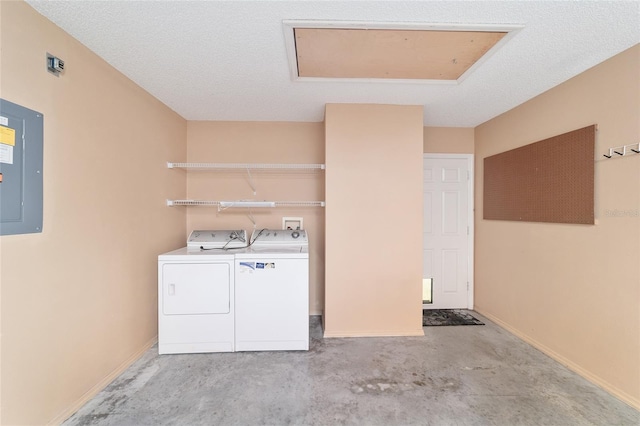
[25,1,640,127]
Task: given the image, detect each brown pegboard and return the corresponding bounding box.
[484,125,595,224]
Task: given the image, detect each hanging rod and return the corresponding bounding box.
[166,199,325,207]
[219,201,275,208]
[167,162,325,170]
[602,143,640,159]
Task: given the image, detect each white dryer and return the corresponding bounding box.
[157,230,247,354]
[187,229,247,250]
[234,229,309,351]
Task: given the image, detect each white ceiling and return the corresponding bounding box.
[26,1,640,127]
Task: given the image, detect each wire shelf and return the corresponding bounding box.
[274,201,326,207]
[167,200,325,207]
[167,162,325,170]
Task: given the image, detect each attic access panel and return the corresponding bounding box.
[284,21,522,83]
[295,28,506,80]
[0,99,44,236]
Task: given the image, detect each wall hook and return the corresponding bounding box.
[603,143,639,159]
[603,154,612,158]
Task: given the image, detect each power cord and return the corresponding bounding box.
[199,228,266,251]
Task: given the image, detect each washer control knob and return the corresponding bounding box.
[292,231,300,239]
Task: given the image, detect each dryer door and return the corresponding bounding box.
[162,263,230,315]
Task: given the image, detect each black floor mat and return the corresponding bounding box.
[423,309,484,326]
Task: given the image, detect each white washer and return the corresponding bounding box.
[158,230,247,354]
[234,229,309,351]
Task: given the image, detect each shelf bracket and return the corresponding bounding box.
[247,211,257,228]
[246,168,257,195]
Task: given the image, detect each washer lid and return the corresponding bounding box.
[187,229,247,249]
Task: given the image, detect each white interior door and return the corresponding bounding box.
[423,154,473,309]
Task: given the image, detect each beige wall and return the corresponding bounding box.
[186,121,326,314]
[324,104,424,337]
[0,2,187,424]
[3,0,635,421]
[424,126,474,153]
[474,44,640,408]
[0,3,4,421]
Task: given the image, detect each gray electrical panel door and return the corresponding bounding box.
[0,99,44,236]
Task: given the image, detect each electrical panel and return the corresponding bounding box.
[0,99,44,236]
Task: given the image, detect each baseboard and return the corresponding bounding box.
[476,309,640,411]
[323,329,425,338]
[47,336,158,426]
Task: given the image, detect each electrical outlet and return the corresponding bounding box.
[282,216,303,230]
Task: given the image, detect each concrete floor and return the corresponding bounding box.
[65,313,639,426]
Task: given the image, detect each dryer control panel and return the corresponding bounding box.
[187,229,247,249]
[251,229,308,247]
